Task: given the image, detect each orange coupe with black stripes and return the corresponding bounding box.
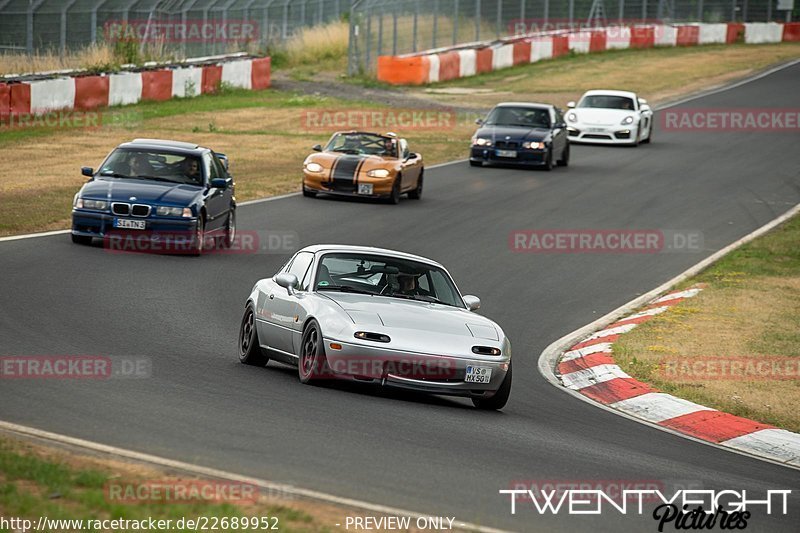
[302,131,424,204]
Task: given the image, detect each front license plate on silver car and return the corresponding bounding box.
[113,218,146,230]
[495,149,517,158]
[465,365,492,383]
[358,183,373,195]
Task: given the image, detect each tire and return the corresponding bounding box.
[557,143,570,167]
[472,361,512,411]
[298,319,329,384]
[302,186,317,197]
[407,169,423,200]
[542,148,554,171]
[642,126,652,144]
[223,208,236,248]
[238,303,269,366]
[71,234,92,245]
[469,160,482,167]
[388,175,401,205]
[190,214,205,256]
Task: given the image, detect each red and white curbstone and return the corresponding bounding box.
[0,56,270,119]
[555,287,800,467]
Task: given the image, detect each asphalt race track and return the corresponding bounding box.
[2,64,799,532]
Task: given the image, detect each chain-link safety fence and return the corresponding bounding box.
[347,0,798,74]
[0,1,796,72]
[0,0,349,58]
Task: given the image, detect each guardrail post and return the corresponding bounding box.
[453,0,459,45]
[475,0,481,41]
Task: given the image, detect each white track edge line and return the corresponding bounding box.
[536,202,800,471]
[0,420,512,533]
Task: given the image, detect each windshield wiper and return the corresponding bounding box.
[99,171,131,179]
[317,285,373,295]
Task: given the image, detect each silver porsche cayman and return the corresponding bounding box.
[238,244,512,409]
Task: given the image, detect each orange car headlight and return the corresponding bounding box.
[305,162,324,173]
[366,169,390,178]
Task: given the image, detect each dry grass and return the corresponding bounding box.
[0,436,439,532]
[0,44,118,76]
[284,20,350,65]
[418,42,800,109]
[615,218,800,432]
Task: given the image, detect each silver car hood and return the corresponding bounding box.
[319,292,504,356]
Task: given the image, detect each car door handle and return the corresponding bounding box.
[269,294,274,299]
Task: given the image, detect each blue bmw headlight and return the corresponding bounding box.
[74,197,109,211]
[156,206,193,217]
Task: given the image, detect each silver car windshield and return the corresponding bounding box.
[315,253,464,308]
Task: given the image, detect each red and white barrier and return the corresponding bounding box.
[2,56,270,118]
[556,287,800,466]
[378,21,798,85]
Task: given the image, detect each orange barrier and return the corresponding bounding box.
[630,26,655,48]
[512,40,532,66]
[74,75,110,111]
[675,25,699,46]
[10,83,31,116]
[783,22,800,42]
[475,47,493,74]
[589,30,607,52]
[141,70,172,101]
[376,55,430,85]
[551,35,570,57]
[437,51,461,82]
[726,23,745,43]
[251,57,271,89]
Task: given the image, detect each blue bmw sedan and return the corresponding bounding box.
[469,102,570,170]
[71,139,235,254]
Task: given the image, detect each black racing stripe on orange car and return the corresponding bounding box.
[353,157,368,185]
[331,155,363,184]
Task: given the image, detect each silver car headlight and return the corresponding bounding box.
[567,112,577,122]
[473,138,492,146]
[621,116,635,125]
[75,198,109,211]
[156,206,193,217]
[366,169,390,178]
[305,162,324,173]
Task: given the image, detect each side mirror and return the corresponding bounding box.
[275,272,299,295]
[312,144,322,152]
[463,295,481,312]
[566,101,576,109]
[81,167,94,177]
[210,178,227,188]
[215,153,229,170]
[555,122,566,129]
[406,152,418,160]
[474,118,484,125]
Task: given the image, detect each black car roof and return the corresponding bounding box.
[119,139,208,155]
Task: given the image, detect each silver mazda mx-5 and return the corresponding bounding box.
[238,244,512,409]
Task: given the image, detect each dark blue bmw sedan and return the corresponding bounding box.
[469,102,570,170]
[71,139,235,254]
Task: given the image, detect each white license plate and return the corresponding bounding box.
[114,218,146,230]
[465,365,493,383]
[358,183,373,195]
[587,127,607,133]
[495,149,517,158]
